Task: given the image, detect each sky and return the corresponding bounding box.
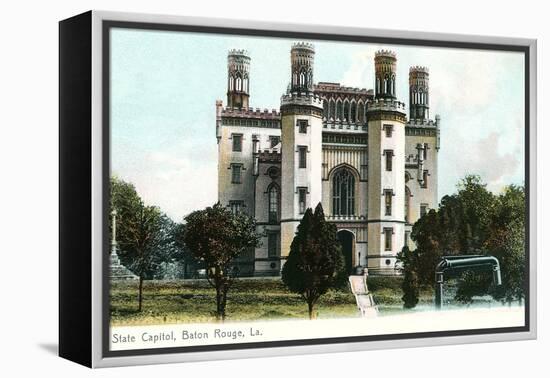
[110,28,525,221]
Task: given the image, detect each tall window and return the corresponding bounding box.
[384,228,393,251]
[332,168,355,216]
[357,102,364,124]
[384,190,393,216]
[267,232,279,258]
[268,184,279,223]
[298,146,307,168]
[343,101,350,121]
[336,100,343,120]
[423,143,429,160]
[231,164,242,184]
[385,150,393,171]
[298,188,307,214]
[298,119,308,134]
[329,100,336,119]
[229,200,244,215]
[232,134,242,152]
[350,102,357,123]
[384,124,393,138]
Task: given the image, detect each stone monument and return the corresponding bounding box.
[109,210,138,280]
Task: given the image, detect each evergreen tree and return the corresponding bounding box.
[397,246,419,309]
[282,203,345,319]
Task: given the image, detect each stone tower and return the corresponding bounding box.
[367,50,407,274]
[227,49,250,109]
[375,50,397,99]
[280,42,323,264]
[409,66,429,120]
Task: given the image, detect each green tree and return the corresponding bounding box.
[110,177,172,311]
[486,185,526,304]
[183,203,262,320]
[282,204,345,319]
[397,246,419,309]
[409,175,525,304]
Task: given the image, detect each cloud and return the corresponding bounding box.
[113,140,218,221]
[440,130,521,195]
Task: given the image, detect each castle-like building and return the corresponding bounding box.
[216,43,440,276]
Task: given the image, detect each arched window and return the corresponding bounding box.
[357,101,364,124]
[336,100,343,120]
[329,99,336,119]
[229,76,234,91]
[343,100,350,121]
[268,184,280,223]
[392,75,396,95]
[350,101,357,123]
[236,76,242,91]
[332,168,355,217]
[323,100,328,118]
[376,78,381,94]
[299,71,306,88]
[405,186,411,223]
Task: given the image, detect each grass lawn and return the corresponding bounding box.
[110,277,434,326]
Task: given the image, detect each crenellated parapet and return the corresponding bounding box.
[280,92,324,117]
[367,98,407,122]
[221,107,281,128]
[257,150,282,164]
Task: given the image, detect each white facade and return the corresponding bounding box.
[217,45,440,276]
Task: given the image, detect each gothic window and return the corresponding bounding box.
[423,143,429,160]
[405,186,411,223]
[384,76,389,93]
[232,134,242,152]
[357,101,364,123]
[336,99,343,120]
[332,168,355,217]
[229,76,234,91]
[231,164,242,184]
[236,75,242,91]
[329,99,336,119]
[384,227,393,251]
[384,190,393,216]
[299,71,306,88]
[422,170,429,188]
[298,188,307,214]
[298,146,307,168]
[376,78,381,94]
[343,100,350,121]
[323,101,328,118]
[350,102,357,123]
[268,184,280,223]
[229,200,244,214]
[392,75,396,95]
